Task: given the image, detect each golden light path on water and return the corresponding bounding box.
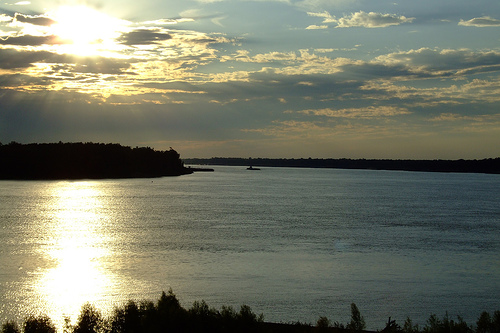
[34,182,116,329]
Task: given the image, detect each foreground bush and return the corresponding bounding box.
[74,289,262,333]
[2,290,499,333]
[23,316,56,333]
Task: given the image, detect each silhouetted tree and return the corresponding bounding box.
[316,316,331,329]
[423,313,472,333]
[0,142,192,179]
[237,304,263,332]
[477,312,493,333]
[382,317,402,333]
[1,321,19,333]
[477,311,500,333]
[157,289,182,316]
[493,311,500,333]
[403,317,420,333]
[110,301,142,333]
[156,289,186,332]
[73,303,105,333]
[333,321,346,329]
[219,305,238,332]
[346,303,366,331]
[4,290,500,333]
[188,300,220,332]
[24,316,56,333]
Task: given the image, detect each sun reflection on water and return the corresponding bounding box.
[34,181,115,328]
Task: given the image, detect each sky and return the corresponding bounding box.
[0,0,499,159]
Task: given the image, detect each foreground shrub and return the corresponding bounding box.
[24,316,56,333]
[423,313,472,333]
[346,303,366,331]
[382,317,401,333]
[3,292,499,333]
[403,317,419,333]
[316,316,331,328]
[476,311,500,333]
[105,290,263,333]
[73,303,105,333]
[110,301,142,333]
[1,321,20,333]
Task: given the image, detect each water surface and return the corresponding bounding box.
[1,167,499,329]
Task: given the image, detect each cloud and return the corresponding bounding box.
[226,50,299,64]
[306,24,327,29]
[307,11,336,23]
[335,11,415,28]
[141,18,195,25]
[0,34,59,46]
[14,13,54,26]
[0,41,133,73]
[458,16,500,27]
[307,10,414,28]
[218,47,500,89]
[0,14,12,22]
[118,28,172,45]
[0,9,234,94]
[374,48,500,76]
[1,4,499,159]
[70,57,132,75]
[297,106,411,118]
[0,48,57,69]
[428,112,500,124]
[314,48,335,53]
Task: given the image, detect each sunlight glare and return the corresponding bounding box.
[35,182,115,329]
[50,5,126,55]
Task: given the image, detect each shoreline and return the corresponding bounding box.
[183,157,500,174]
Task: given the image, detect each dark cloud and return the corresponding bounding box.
[0,47,132,75]
[0,48,56,69]
[192,71,369,115]
[0,87,227,144]
[0,73,52,87]
[118,28,172,45]
[0,34,61,46]
[340,62,420,80]
[14,13,55,26]
[376,49,500,76]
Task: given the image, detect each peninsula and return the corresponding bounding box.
[0,142,193,180]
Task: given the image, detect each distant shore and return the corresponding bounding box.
[183,157,500,174]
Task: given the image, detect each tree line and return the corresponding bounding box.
[1,290,499,333]
[183,157,500,174]
[0,142,192,179]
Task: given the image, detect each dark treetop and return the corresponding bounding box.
[0,142,193,180]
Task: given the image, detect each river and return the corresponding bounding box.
[0,166,499,330]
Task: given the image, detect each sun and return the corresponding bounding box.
[50,5,126,55]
